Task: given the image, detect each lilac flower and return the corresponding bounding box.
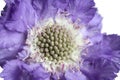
[0,0,120,80]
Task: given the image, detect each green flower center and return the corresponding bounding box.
[37,25,75,62]
[26,18,84,72]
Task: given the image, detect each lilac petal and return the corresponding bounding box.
[55,0,97,24]
[32,0,49,19]
[0,23,3,30]
[0,60,50,80]
[65,70,87,80]
[52,0,69,10]
[81,34,120,80]
[27,64,50,80]
[80,13,102,44]
[81,58,119,80]
[0,60,26,80]
[32,0,96,24]
[1,0,37,33]
[0,29,25,66]
[67,0,97,23]
[32,0,57,19]
[86,13,103,43]
[82,34,120,63]
[88,13,102,27]
[50,72,66,80]
[102,34,120,51]
[102,35,120,64]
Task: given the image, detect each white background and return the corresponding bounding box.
[0,0,120,80]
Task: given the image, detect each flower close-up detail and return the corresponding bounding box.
[0,0,120,80]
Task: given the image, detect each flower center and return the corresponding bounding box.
[25,17,85,72]
[37,25,75,62]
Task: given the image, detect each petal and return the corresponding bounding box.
[0,60,50,80]
[65,70,87,80]
[0,23,3,30]
[27,64,50,80]
[87,13,103,43]
[80,13,102,44]
[102,34,120,64]
[32,0,96,24]
[81,34,120,80]
[102,34,120,51]
[52,0,69,9]
[83,34,120,63]
[1,0,37,33]
[32,0,57,19]
[0,60,25,80]
[0,29,25,66]
[81,58,119,80]
[88,13,102,27]
[50,72,66,80]
[67,0,97,23]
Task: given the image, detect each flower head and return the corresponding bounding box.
[0,0,120,80]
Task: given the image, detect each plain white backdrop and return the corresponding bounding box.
[0,0,120,80]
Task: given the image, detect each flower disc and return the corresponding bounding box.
[26,17,85,72]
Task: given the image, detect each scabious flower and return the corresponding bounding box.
[0,0,120,80]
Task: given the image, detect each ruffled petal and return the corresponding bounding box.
[0,60,50,80]
[101,34,120,64]
[82,34,120,63]
[0,60,27,80]
[50,72,66,80]
[79,13,102,44]
[32,0,96,24]
[32,0,57,19]
[66,0,97,23]
[65,70,87,80]
[81,34,120,80]
[52,0,69,10]
[81,58,119,80]
[0,29,25,66]
[50,70,87,80]
[102,34,120,51]
[86,13,103,43]
[1,0,37,32]
[27,64,50,80]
